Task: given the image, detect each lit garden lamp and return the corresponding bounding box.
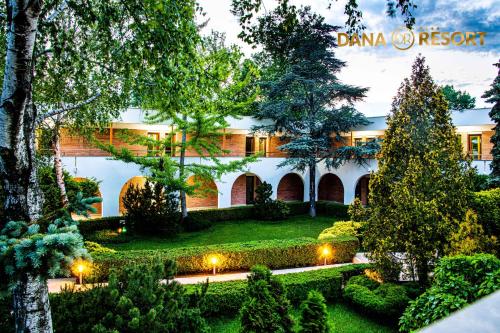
[321,246,332,266]
[74,261,89,285]
[210,256,219,275]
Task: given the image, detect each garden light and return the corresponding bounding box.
[210,256,219,275]
[117,227,122,234]
[320,245,332,265]
[74,261,88,285]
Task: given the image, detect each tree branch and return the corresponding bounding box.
[36,93,101,125]
[46,0,69,23]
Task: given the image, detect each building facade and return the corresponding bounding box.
[59,108,494,217]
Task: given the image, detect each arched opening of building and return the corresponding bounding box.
[186,175,218,210]
[119,176,147,215]
[277,173,304,202]
[318,173,344,203]
[73,177,103,219]
[355,174,371,206]
[231,173,262,206]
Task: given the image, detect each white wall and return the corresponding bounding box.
[62,156,379,217]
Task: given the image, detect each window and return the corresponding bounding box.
[147,132,160,156]
[245,137,254,156]
[354,138,363,147]
[468,134,481,160]
[258,137,267,156]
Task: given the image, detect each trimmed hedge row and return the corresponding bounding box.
[90,236,359,281]
[79,201,349,236]
[187,264,371,317]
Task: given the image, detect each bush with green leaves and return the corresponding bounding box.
[90,236,359,281]
[49,260,209,333]
[348,198,370,222]
[399,254,500,332]
[84,241,116,254]
[447,209,497,255]
[122,180,180,235]
[298,290,330,333]
[240,265,294,333]
[318,221,364,242]
[343,275,411,320]
[254,182,291,220]
[471,188,500,239]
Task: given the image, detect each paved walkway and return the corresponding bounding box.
[48,252,371,293]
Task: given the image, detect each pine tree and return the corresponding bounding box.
[440,85,476,110]
[364,56,474,285]
[482,62,500,186]
[240,265,294,333]
[244,4,378,217]
[298,290,330,333]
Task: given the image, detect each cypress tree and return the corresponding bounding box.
[298,290,329,333]
[364,56,474,285]
[482,62,500,185]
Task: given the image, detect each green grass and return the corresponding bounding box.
[107,215,334,251]
[208,302,396,333]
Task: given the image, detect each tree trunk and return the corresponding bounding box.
[308,162,316,217]
[13,275,53,333]
[0,2,53,332]
[52,126,69,207]
[179,114,188,220]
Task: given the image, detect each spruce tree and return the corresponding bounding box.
[364,56,473,285]
[298,290,330,333]
[482,62,500,186]
[244,4,378,217]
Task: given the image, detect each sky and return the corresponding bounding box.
[199,0,499,117]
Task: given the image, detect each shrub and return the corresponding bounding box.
[298,290,329,333]
[348,198,370,222]
[50,260,209,333]
[399,254,500,332]
[316,201,349,218]
[182,215,212,232]
[471,188,500,239]
[84,241,115,254]
[85,229,134,244]
[447,209,497,255]
[188,264,370,317]
[122,180,180,235]
[343,275,410,320]
[90,236,359,281]
[78,216,123,236]
[471,173,492,191]
[254,182,290,220]
[240,265,294,333]
[318,221,364,241]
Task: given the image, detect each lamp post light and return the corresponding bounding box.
[78,264,84,285]
[321,246,331,266]
[210,256,218,275]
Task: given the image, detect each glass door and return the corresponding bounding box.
[468,134,481,160]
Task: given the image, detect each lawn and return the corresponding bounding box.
[107,215,334,251]
[208,302,396,333]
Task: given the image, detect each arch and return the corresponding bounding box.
[186,175,218,210]
[318,173,344,203]
[355,174,371,206]
[231,173,262,206]
[277,173,304,202]
[119,176,147,215]
[73,177,103,218]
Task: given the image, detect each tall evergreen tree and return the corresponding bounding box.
[440,85,476,110]
[245,4,378,217]
[482,62,500,185]
[364,56,474,285]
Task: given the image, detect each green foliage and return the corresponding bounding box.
[49,261,209,333]
[38,165,100,218]
[365,56,473,284]
[78,216,123,236]
[84,241,116,255]
[240,265,294,333]
[447,210,497,255]
[440,85,476,110]
[348,198,370,222]
[343,275,411,320]
[246,4,377,216]
[471,188,500,239]
[298,290,330,333]
[122,180,180,235]
[254,182,290,220]
[471,172,492,191]
[399,254,500,332]
[90,237,359,281]
[316,201,349,219]
[482,62,500,184]
[318,221,364,242]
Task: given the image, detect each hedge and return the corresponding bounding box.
[186,264,371,317]
[79,201,349,236]
[90,236,359,281]
[471,188,500,238]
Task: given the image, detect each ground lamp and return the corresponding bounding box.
[74,261,89,285]
[210,256,219,275]
[320,245,332,265]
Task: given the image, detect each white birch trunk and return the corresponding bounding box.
[52,127,69,207]
[0,2,53,332]
[179,114,188,219]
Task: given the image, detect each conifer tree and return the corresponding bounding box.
[482,62,500,186]
[243,4,378,217]
[298,290,330,333]
[364,56,474,285]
